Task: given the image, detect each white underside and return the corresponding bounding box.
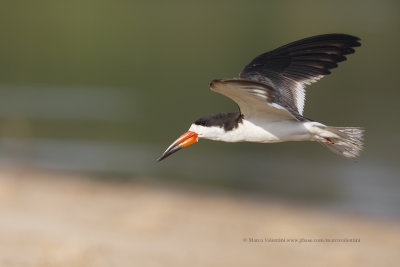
[189,119,331,143]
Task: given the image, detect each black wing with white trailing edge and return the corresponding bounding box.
[239,34,361,116]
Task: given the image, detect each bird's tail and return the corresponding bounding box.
[315,126,364,159]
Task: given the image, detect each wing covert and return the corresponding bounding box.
[210,79,300,121]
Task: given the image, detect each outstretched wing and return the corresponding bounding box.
[210,79,301,121]
[239,34,361,115]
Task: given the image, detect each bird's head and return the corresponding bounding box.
[156,124,219,162]
[157,112,241,161]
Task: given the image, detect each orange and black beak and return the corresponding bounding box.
[157,131,198,161]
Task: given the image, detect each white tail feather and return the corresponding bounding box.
[318,126,364,159]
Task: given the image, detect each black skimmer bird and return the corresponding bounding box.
[158,34,363,161]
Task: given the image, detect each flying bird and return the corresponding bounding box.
[158,34,363,161]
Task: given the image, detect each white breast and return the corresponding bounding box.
[189,119,317,143]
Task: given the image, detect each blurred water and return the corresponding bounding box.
[1,136,399,219]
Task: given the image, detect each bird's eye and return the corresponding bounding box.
[194,119,207,126]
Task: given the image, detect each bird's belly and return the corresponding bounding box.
[218,119,313,143]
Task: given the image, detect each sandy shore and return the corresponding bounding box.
[0,168,399,267]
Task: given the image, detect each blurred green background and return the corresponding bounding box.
[0,1,399,217]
